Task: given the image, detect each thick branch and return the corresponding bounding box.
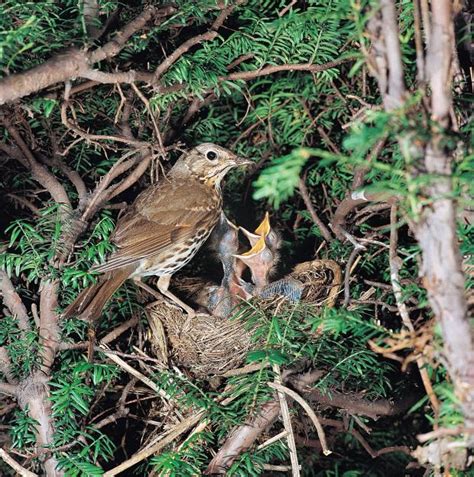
[38,280,61,374]
[90,6,175,62]
[0,270,31,332]
[0,49,89,105]
[0,347,17,384]
[0,6,175,104]
[0,382,18,396]
[414,0,473,429]
[37,153,87,204]
[17,373,62,476]
[379,0,406,109]
[389,205,440,414]
[369,0,473,432]
[291,372,419,420]
[205,400,280,475]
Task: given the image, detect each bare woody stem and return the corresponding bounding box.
[368,0,472,432]
[0,6,176,105]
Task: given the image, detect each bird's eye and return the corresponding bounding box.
[206,150,218,161]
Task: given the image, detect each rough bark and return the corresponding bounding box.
[414,0,473,430]
[17,373,62,476]
[369,0,473,435]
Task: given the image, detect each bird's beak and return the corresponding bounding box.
[240,226,260,247]
[232,156,253,167]
[254,212,271,237]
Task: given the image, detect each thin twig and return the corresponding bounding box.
[298,178,333,243]
[272,365,300,477]
[220,362,270,377]
[60,101,148,148]
[103,412,204,476]
[154,32,218,81]
[0,448,38,477]
[268,382,331,456]
[417,426,465,443]
[257,430,289,450]
[343,244,365,307]
[130,83,165,155]
[99,345,171,401]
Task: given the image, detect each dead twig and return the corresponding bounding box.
[99,345,171,402]
[268,382,331,456]
[298,178,333,243]
[272,365,300,477]
[103,411,204,476]
[0,448,38,477]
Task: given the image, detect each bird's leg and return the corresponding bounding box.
[133,277,195,315]
[157,275,196,316]
[132,278,164,300]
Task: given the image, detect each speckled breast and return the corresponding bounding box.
[140,194,222,277]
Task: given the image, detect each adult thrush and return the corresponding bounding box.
[64,143,250,320]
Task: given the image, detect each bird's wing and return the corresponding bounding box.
[93,181,219,273]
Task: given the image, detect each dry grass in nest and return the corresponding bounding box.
[292,259,342,307]
[147,301,252,378]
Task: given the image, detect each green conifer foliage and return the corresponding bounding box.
[0,1,472,476]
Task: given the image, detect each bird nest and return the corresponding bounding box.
[291,259,341,307]
[147,301,252,378]
[146,259,342,379]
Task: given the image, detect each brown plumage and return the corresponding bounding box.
[64,143,250,320]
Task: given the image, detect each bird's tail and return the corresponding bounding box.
[63,267,133,321]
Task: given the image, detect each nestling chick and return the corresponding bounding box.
[211,212,240,287]
[235,213,280,290]
[208,213,250,317]
[237,213,304,302]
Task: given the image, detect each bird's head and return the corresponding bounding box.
[171,143,251,185]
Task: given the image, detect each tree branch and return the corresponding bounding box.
[0,383,18,396]
[0,270,31,333]
[154,32,219,81]
[1,118,71,210]
[291,371,419,420]
[298,178,334,242]
[38,280,61,374]
[413,0,473,430]
[0,6,175,104]
[389,205,440,414]
[205,400,281,475]
[368,0,473,433]
[330,139,388,241]
[0,448,37,477]
[222,57,355,82]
